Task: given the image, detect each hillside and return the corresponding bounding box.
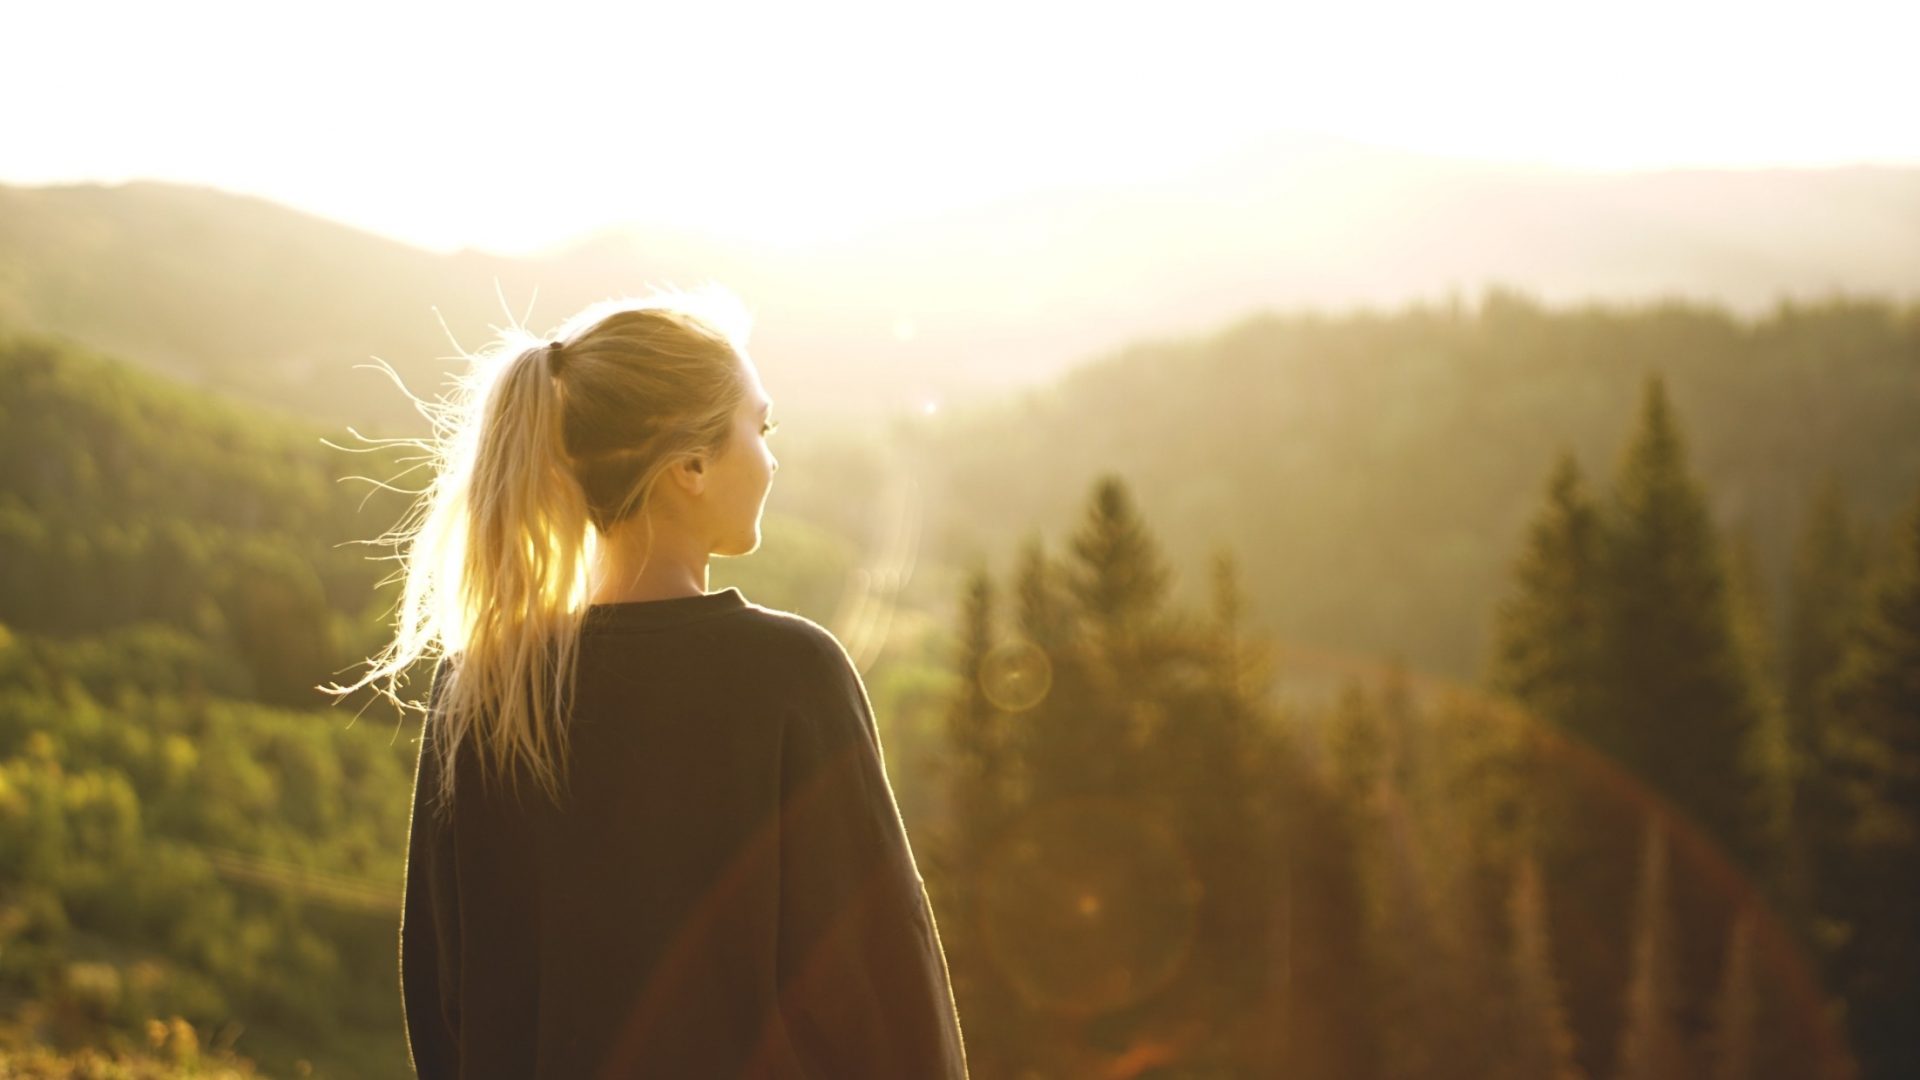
[912,289,1920,683]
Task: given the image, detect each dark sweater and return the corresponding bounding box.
[399,587,969,1078]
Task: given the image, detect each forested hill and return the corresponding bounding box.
[5,160,1918,436]
[917,290,1920,683]
[0,336,426,1072]
[0,331,415,704]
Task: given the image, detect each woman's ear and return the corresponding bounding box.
[666,450,709,497]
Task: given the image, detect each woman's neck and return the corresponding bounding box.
[589,528,709,604]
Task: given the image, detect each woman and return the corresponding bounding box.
[327,289,968,1078]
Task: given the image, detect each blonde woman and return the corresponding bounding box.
[327,290,967,1078]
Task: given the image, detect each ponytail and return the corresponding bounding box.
[323,287,751,820]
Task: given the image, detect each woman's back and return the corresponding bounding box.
[400,588,968,1078]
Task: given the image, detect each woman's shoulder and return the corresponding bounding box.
[729,600,858,682]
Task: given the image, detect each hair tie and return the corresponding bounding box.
[545,340,568,377]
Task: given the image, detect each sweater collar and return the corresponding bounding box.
[582,586,750,633]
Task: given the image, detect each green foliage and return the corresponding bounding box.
[0,627,417,1075]
[0,333,414,706]
[931,478,1302,1073]
[916,449,1879,1077]
[0,1014,266,1077]
[1064,476,1172,643]
[1820,489,1920,1080]
[1599,377,1770,872]
[0,332,432,1074]
[1489,379,1775,925]
[926,292,1920,682]
[1482,384,1882,1078]
[1489,451,1608,752]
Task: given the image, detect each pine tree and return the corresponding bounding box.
[1017,527,1110,802]
[1787,477,1871,735]
[1613,822,1694,1080]
[1190,550,1279,995]
[935,566,1016,1078]
[1821,485,1920,1080]
[1724,527,1793,898]
[946,566,1009,850]
[1065,474,1172,672]
[1489,450,1609,748]
[1147,546,1286,1059]
[959,485,1311,1071]
[1432,692,1542,902]
[1057,475,1175,793]
[1599,375,1770,874]
[1783,478,1872,940]
[1014,534,1072,655]
[1207,547,1269,746]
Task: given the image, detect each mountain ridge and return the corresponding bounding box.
[3,157,1915,435]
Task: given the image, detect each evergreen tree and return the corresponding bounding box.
[1821,486,1920,1080]
[1599,375,1770,874]
[1065,474,1172,671]
[947,482,1310,1071]
[1788,478,1872,731]
[1014,534,1072,655]
[1047,475,1176,795]
[1156,548,1278,1011]
[1613,822,1694,1080]
[1724,527,1794,898]
[1016,528,1107,801]
[1783,478,1872,941]
[1485,451,1610,939]
[934,567,1026,1078]
[1432,693,1543,906]
[945,566,1009,843]
[1489,450,1609,747]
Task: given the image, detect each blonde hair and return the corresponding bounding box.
[323,285,754,818]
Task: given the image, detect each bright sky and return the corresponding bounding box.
[9,0,1916,254]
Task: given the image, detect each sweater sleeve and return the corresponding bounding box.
[400,659,462,1078]
[775,629,969,1079]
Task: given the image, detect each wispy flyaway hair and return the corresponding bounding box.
[322,285,754,819]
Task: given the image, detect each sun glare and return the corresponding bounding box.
[4,0,1914,254]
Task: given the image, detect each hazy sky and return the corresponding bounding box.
[11,0,1915,254]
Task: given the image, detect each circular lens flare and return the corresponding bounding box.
[977,796,1200,1016]
[980,639,1053,712]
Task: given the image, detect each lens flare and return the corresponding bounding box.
[979,639,1052,712]
[977,796,1200,1016]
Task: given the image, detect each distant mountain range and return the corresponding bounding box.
[3,139,1916,434]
